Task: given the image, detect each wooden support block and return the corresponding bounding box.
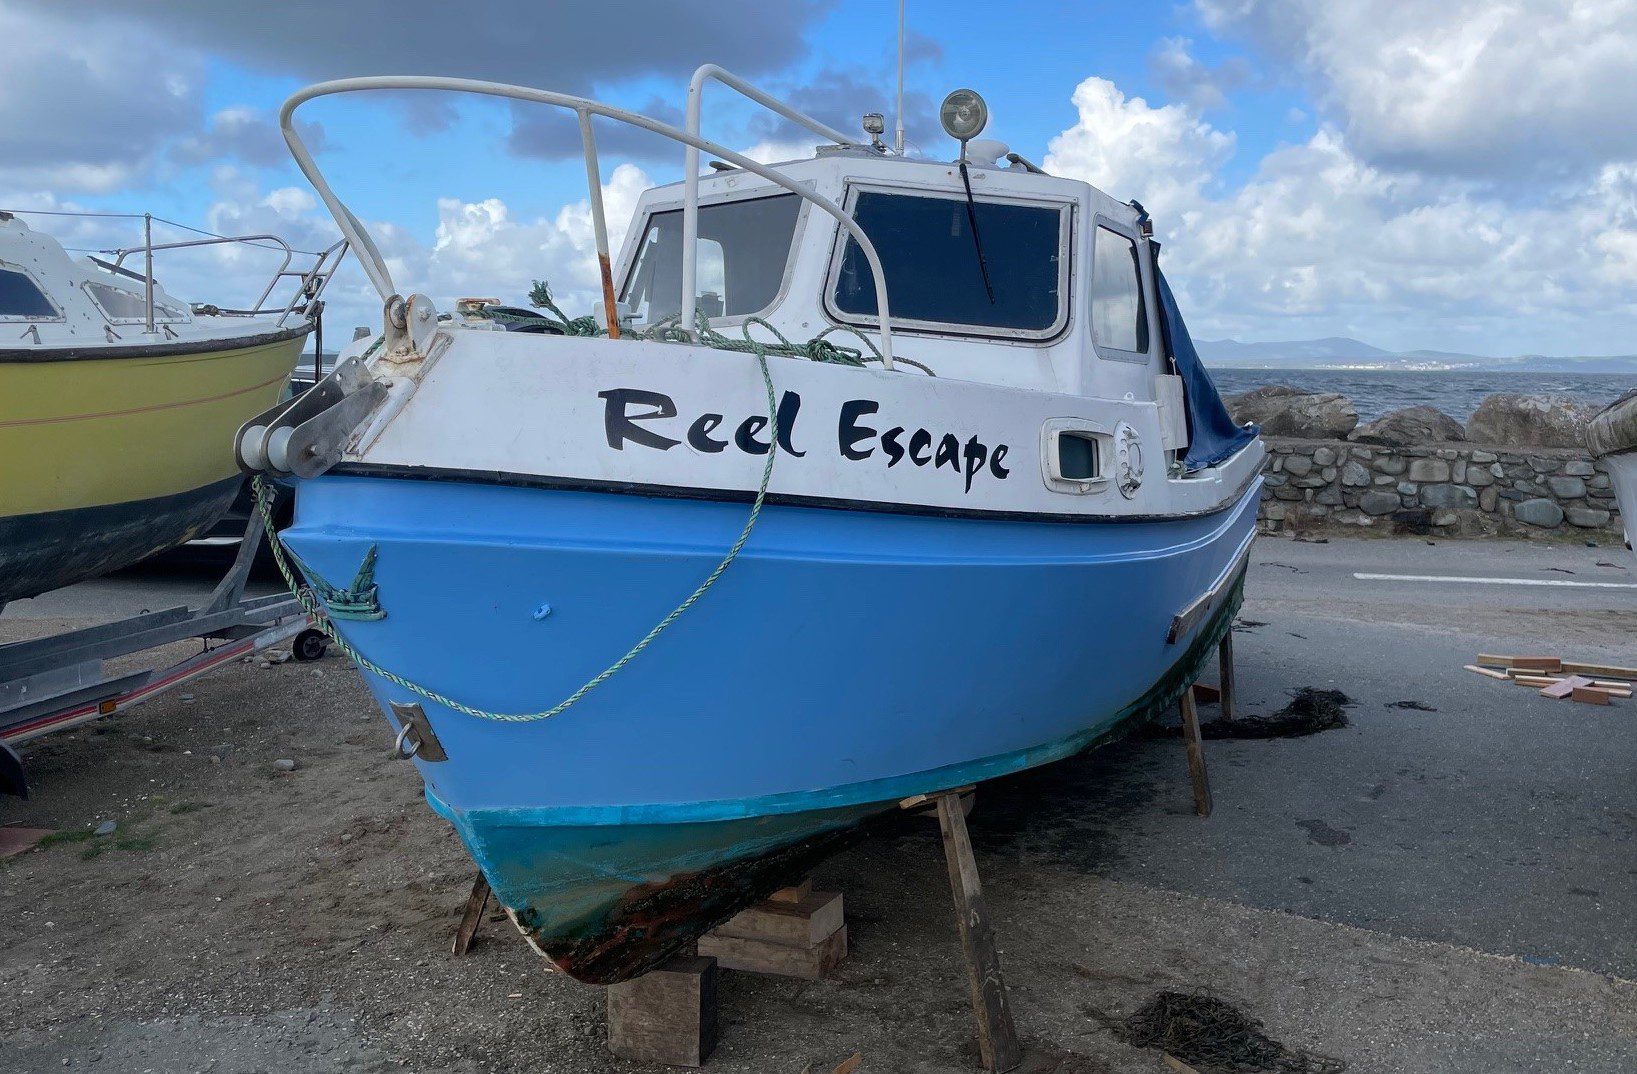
[1178,689,1213,818]
[936,791,1023,1073]
[698,923,847,980]
[766,878,813,905]
[1190,682,1221,704]
[1572,685,1615,706]
[606,955,718,1067]
[713,891,844,948]
[451,873,491,956]
[1465,664,1511,681]
[1563,661,1637,680]
[1510,656,1563,672]
[1218,632,1236,720]
[1541,675,1594,699]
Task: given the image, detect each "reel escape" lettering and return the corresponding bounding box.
[599,388,1011,493]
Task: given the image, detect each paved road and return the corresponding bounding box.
[966,533,1637,978]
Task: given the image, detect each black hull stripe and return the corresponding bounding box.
[0,476,243,604]
[331,460,1256,525]
[0,324,311,364]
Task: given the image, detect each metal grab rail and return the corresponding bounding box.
[3,207,347,332]
[681,65,854,333]
[278,75,896,368]
[109,234,349,327]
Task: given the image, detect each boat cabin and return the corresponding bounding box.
[614,146,1163,403]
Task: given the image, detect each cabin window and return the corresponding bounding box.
[0,266,58,320]
[1090,225,1149,356]
[829,190,1067,338]
[84,280,185,323]
[620,193,802,324]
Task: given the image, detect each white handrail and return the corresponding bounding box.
[278,75,895,368]
[681,64,852,334]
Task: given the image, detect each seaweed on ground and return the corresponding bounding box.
[1102,990,1346,1073]
[1200,688,1352,740]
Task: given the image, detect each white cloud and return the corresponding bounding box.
[1044,73,1637,353]
[1044,78,1234,221]
[1195,0,1637,178]
[420,163,652,315]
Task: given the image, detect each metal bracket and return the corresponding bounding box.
[389,702,448,762]
[235,353,387,478]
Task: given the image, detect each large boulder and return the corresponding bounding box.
[1466,393,1593,448]
[1226,385,1358,439]
[1348,405,1466,446]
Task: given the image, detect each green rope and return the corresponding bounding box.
[261,282,931,723]
[254,348,778,724]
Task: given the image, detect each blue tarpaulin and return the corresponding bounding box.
[1155,266,1259,472]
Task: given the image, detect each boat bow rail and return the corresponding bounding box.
[278,71,899,368]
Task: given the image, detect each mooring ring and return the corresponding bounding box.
[393,723,421,759]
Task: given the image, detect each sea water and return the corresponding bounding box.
[1209,368,1637,423]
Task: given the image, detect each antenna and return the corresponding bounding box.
[894,0,906,154]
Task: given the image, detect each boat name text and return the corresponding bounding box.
[598,388,1011,493]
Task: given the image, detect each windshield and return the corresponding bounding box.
[831,191,1066,335]
[620,193,802,324]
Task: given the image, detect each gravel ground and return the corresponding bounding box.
[3,541,1635,1073]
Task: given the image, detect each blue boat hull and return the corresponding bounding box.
[284,472,1257,982]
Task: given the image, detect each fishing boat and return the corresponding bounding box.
[242,69,1263,985]
[1587,390,1637,552]
[0,212,344,607]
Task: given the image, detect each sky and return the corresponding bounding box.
[3,0,1636,357]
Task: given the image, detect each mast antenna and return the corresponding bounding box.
[894,0,906,154]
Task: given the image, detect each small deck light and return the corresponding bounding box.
[862,112,887,150]
[939,89,988,152]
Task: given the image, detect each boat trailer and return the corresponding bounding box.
[0,504,323,798]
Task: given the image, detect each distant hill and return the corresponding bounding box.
[1195,337,1637,372]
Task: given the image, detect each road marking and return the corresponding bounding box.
[1354,572,1637,590]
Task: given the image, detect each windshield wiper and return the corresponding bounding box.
[958,160,996,304]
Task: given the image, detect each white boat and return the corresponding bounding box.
[239,69,1263,983]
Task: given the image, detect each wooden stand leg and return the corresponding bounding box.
[451,873,491,956]
[1218,631,1236,721]
[935,791,1023,1073]
[1178,690,1213,818]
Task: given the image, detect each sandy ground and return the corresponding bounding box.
[3,539,1636,1073]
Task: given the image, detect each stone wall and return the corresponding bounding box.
[1258,438,1623,538]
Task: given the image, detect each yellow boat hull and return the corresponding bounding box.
[0,327,309,604]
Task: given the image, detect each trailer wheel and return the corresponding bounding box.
[293,629,328,662]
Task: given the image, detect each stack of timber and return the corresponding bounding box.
[698,880,848,979]
[1464,654,1636,706]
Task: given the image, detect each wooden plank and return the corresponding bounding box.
[833,1055,863,1074]
[450,873,491,956]
[1572,685,1615,706]
[1465,664,1511,680]
[1218,632,1236,720]
[1179,690,1213,818]
[697,923,847,980]
[1475,653,1515,667]
[1511,656,1564,672]
[1190,682,1222,704]
[1563,661,1637,680]
[711,891,844,947]
[937,791,1023,1073]
[766,879,813,905]
[1541,676,1593,699]
[606,955,718,1067]
[0,826,54,859]
[1162,1055,1203,1074]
